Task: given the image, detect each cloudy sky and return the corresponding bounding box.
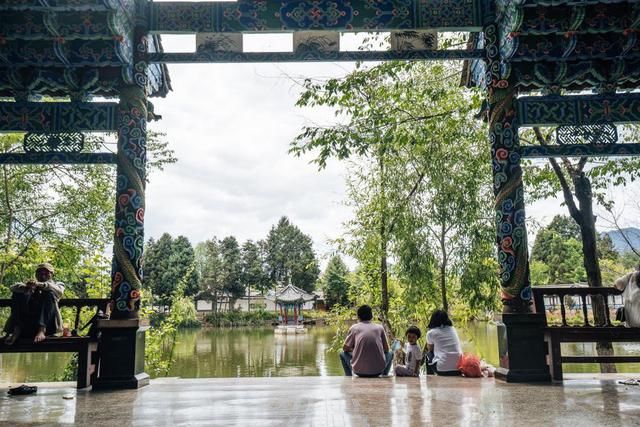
[143,33,639,268]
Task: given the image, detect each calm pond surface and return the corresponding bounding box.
[1,322,639,383]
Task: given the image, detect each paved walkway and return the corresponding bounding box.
[1,375,639,426]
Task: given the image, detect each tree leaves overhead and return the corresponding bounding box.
[522,125,640,209]
[290,61,480,169]
[291,60,499,318]
[0,132,175,291]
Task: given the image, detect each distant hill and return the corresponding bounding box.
[604,227,640,254]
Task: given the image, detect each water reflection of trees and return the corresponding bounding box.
[167,327,341,378]
[0,352,71,382]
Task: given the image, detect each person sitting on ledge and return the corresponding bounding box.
[394,326,423,377]
[340,305,393,377]
[425,309,462,376]
[2,263,65,345]
[614,265,640,327]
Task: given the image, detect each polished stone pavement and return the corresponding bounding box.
[1,375,639,426]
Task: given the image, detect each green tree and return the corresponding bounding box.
[291,60,497,316]
[170,236,199,297]
[241,239,270,311]
[524,128,640,289]
[597,234,618,261]
[143,234,198,306]
[194,238,225,312]
[531,215,619,285]
[322,255,351,309]
[143,233,173,304]
[220,236,244,303]
[522,116,640,372]
[529,260,550,286]
[0,131,175,291]
[264,217,320,293]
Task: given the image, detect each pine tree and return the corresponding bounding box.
[322,255,350,309]
[264,216,320,292]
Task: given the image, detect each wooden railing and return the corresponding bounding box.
[0,298,110,334]
[532,286,622,327]
[532,286,640,380]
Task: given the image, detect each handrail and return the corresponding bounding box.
[532,287,623,327]
[532,287,622,297]
[0,297,110,333]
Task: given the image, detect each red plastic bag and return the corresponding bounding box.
[457,353,483,378]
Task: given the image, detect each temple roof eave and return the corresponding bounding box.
[266,284,317,304]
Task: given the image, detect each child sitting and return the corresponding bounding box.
[394,326,422,377]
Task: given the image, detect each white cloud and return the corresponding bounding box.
[146,61,353,266]
[144,38,640,270]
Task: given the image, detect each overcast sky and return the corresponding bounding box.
[143,33,640,268]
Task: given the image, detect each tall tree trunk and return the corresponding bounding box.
[379,152,389,316]
[440,222,449,312]
[381,228,389,316]
[534,128,616,374]
[0,164,13,286]
[573,172,616,373]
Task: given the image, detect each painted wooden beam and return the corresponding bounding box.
[520,144,640,159]
[149,1,487,33]
[517,94,640,127]
[149,49,484,63]
[0,102,118,132]
[0,152,117,165]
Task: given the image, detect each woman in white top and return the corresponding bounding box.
[614,267,640,327]
[425,310,462,376]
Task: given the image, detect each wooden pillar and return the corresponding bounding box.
[110,84,147,319]
[95,17,150,389]
[484,23,533,314]
[484,18,550,383]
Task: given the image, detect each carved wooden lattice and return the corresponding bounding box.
[23,132,84,153]
[556,124,618,145]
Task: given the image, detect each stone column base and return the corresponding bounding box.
[495,313,551,383]
[93,319,150,390]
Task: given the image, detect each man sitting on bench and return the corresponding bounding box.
[3,263,65,344]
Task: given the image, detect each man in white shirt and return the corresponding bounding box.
[615,267,640,327]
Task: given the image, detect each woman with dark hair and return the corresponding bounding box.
[425,310,462,376]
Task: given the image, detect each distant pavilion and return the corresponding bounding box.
[267,284,316,325]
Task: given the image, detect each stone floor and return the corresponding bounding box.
[0,375,639,426]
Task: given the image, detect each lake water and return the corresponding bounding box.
[1,322,639,383]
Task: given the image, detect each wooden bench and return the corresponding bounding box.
[0,298,109,389]
[533,287,640,381]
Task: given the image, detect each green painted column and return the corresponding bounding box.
[111,85,147,319]
[488,85,533,313]
[484,22,533,314]
[485,19,550,383]
[110,20,149,319]
[95,19,151,390]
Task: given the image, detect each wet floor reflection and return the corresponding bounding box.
[2,323,640,383]
[1,377,638,425]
